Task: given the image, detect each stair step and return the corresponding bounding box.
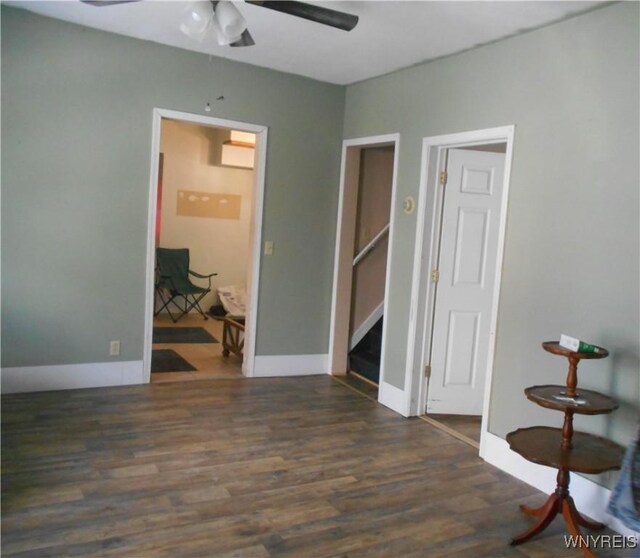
[348,352,380,385]
[348,316,383,385]
[351,347,379,361]
[352,318,383,353]
[352,342,380,360]
[367,328,382,343]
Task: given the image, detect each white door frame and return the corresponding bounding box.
[143,108,268,382]
[328,134,400,400]
[406,125,515,452]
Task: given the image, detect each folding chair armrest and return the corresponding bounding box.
[189,271,218,279]
[189,270,217,289]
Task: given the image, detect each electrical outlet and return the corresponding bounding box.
[109,340,121,356]
[264,241,274,256]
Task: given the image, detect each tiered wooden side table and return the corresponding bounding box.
[506,342,624,557]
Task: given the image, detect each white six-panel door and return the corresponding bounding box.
[427,148,505,415]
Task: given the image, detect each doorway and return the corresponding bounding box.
[143,109,268,383]
[151,119,256,381]
[329,134,399,401]
[408,126,515,451]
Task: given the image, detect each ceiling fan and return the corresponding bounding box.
[80,1,359,47]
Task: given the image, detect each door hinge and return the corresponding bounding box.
[431,269,439,283]
[439,171,448,186]
[424,365,432,378]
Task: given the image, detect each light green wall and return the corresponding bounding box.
[3,4,638,456]
[1,6,345,366]
[344,2,639,448]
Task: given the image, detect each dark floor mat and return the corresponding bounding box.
[153,326,218,344]
[151,349,197,373]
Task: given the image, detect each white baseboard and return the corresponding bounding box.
[378,380,409,417]
[252,354,328,377]
[481,431,639,538]
[1,361,145,393]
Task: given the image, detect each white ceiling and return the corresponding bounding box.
[5,0,607,85]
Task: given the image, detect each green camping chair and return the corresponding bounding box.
[154,248,217,323]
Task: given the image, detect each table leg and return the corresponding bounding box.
[511,470,605,555]
[520,500,552,517]
[562,499,597,558]
[511,493,560,546]
[572,497,605,530]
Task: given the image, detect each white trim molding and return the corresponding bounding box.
[252,354,328,377]
[328,133,400,410]
[378,380,409,417]
[481,432,639,539]
[145,108,268,382]
[406,125,516,419]
[1,361,144,394]
[349,301,384,351]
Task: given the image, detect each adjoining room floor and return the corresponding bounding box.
[2,376,628,557]
[152,313,243,383]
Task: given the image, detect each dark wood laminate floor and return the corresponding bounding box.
[426,414,482,445]
[1,376,628,557]
[337,372,379,400]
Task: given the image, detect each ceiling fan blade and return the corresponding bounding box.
[230,29,256,47]
[81,0,141,6]
[246,1,358,32]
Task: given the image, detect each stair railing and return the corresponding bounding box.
[352,224,390,267]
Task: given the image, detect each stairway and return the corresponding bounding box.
[348,317,383,385]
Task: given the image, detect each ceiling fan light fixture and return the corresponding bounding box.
[230,28,255,47]
[212,1,247,46]
[179,2,213,42]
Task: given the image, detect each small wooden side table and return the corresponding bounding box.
[506,342,624,557]
[221,316,245,357]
